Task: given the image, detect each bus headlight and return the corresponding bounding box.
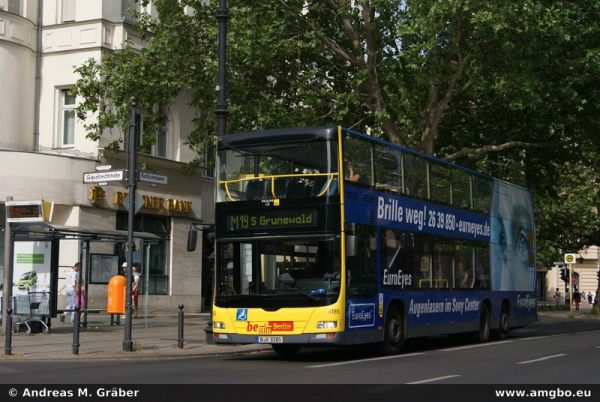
[317,321,337,329]
[213,321,226,329]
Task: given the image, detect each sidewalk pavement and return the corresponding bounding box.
[0,312,269,361]
[1,309,598,361]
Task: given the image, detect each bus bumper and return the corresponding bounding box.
[213,332,344,345]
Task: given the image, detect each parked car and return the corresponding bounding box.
[16,271,37,291]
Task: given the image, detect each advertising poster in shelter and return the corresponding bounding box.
[12,241,52,296]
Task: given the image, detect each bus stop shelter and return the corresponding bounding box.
[3,222,162,330]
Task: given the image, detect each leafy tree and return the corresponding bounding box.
[72,0,600,267]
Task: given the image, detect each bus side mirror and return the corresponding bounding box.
[346,235,357,257]
[187,228,198,252]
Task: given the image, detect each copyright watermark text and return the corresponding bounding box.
[7,387,140,398]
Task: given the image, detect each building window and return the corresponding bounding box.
[140,1,153,16]
[62,0,76,22]
[8,0,21,15]
[152,123,170,158]
[137,111,171,159]
[59,89,76,147]
[116,212,170,295]
[203,138,215,177]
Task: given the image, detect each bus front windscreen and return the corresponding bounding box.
[215,236,341,308]
[217,139,338,202]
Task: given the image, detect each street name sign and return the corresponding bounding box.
[139,171,168,185]
[83,170,125,184]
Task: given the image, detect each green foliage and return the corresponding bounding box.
[534,157,600,267]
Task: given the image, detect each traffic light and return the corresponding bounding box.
[560,267,570,283]
[203,225,216,259]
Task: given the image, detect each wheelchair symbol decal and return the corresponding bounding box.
[236,309,248,321]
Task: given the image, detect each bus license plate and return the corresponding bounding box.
[257,336,283,344]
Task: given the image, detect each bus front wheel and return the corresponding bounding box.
[381,305,405,355]
[272,344,301,358]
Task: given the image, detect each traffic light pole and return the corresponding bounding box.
[595,269,600,308]
[568,262,573,317]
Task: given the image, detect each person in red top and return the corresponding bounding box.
[573,291,581,311]
[132,266,141,318]
[75,279,85,320]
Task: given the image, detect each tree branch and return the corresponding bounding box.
[325,0,362,53]
[278,0,364,67]
[234,60,335,101]
[444,141,560,163]
[357,2,402,144]
[419,10,471,154]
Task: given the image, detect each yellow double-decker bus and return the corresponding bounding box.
[212,127,537,357]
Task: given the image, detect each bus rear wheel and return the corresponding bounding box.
[493,307,510,340]
[381,305,405,355]
[272,344,301,358]
[477,304,491,343]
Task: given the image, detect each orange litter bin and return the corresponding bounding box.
[107,275,126,314]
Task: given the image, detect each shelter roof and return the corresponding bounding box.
[11,222,162,242]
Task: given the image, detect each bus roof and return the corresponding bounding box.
[219,126,338,149]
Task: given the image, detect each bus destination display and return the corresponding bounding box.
[225,209,318,233]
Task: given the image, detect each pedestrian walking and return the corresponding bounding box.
[75,278,86,320]
[588,292,593,306]
[553,288,560,306]
[573,291,581,311]
[132,266,141,318]
[60,262,80,322]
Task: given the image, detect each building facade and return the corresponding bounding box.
[543,247,600,305]
[1,0,214,314]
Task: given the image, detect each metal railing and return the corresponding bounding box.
[220,172,338,201]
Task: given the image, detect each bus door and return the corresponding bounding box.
[344,225,379,338]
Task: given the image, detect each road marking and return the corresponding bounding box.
[517,354,566,365]
[0,367,20,374]
[306,352,426,368]
[519,335,558,341]
[439,340,513,352]
[406,375,461,384]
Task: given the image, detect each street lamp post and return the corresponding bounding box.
[123,102,138,352]
[216,0,228,139]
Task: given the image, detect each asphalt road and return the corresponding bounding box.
[1,313,599,385]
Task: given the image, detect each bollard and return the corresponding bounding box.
[178,304,184,349]
[110,313,121,326]
[4,308,13,356]
[72,306,80,355]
